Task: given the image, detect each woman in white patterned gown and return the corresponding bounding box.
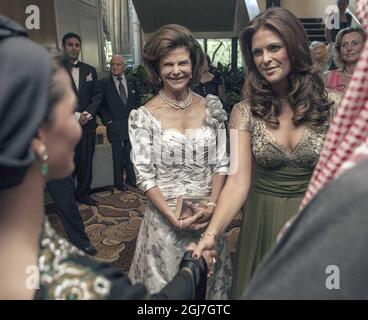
[128,24,232,299]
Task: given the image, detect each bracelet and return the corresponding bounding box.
[207,202,217,208]
[201,231,218,240]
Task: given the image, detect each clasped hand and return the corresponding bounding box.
[173,201,214,231]
[79,111,92,126]
[170,204,217,276]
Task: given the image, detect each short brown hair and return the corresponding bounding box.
[334,27,366,69]
[142,24,206,88]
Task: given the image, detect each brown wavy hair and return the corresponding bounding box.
[333,27,366,69]
[142,24,206,88]
[240,8,333,128]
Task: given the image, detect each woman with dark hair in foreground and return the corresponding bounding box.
[0,15,212,300]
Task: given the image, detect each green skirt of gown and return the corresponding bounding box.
[231,160,313,299]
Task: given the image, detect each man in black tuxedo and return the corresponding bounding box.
[99,55,141,191]
[62,33,102,205]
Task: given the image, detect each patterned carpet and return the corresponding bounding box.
[46,186,241,273]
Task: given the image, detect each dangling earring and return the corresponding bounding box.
[38,144,49,176]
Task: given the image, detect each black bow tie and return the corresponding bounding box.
[73,62,80,68]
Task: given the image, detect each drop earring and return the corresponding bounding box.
[39,144,49,176]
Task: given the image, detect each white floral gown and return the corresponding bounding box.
[128,95,232,299]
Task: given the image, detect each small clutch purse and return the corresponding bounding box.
[175,195,211,219]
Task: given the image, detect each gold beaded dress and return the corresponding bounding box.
[229,91,342,298]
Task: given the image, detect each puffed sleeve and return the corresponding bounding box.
[128,108,157,192]
[229,101,252,131]
[205,95,229,175]
[214,119,229,175]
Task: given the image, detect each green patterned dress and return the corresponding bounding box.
[230,91,342,298]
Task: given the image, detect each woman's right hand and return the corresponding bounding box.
[171,210,209,231]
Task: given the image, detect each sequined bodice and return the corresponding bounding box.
[229,91,343,169]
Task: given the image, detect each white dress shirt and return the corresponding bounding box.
[72,61,81,121]
[71,62,80,90]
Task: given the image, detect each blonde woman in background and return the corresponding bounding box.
[310,41,329,74]
[324,27,366,94]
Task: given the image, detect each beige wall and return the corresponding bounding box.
[54,0,103,72]
[283,0,337,19]
[0,0,103,72]
[257,0,356,19]
[257,0,266,11]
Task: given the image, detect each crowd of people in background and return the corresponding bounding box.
[1,0,368,300]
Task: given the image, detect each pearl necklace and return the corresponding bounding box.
[343,69,353,78]
[159,89,193,110]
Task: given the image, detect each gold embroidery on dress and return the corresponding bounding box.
[326,89,343,119]
[229,93,342,168]
[38,219,111,300]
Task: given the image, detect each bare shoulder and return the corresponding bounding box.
[144,95,166,116]
[144,94,175,121]
[144,95,161,110]
[192,93,207,111]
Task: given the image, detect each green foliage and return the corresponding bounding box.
[125,65,157,104]
[200,39,244,72]
[216,62,245,109]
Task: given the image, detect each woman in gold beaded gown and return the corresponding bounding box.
[193,7,343,299]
